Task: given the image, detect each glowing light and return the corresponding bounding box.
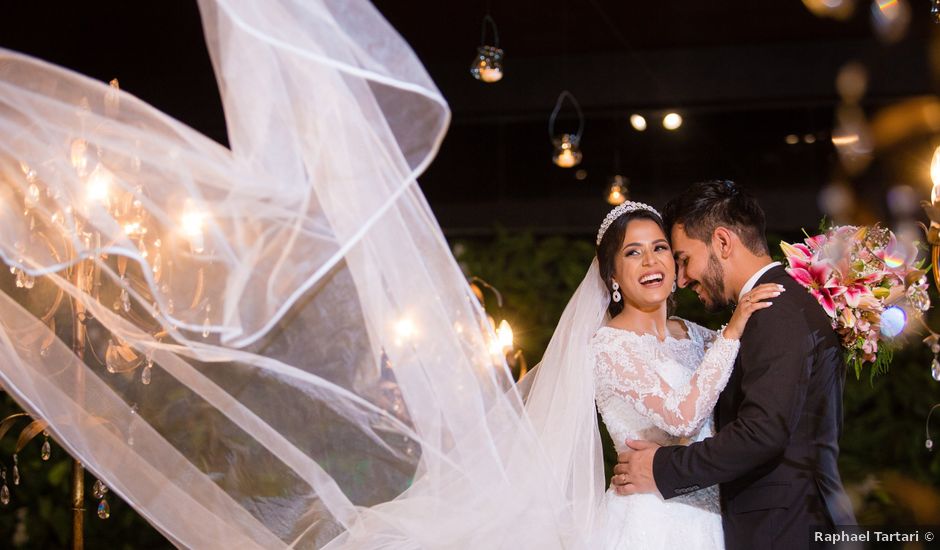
[831,134,860,146]
[180,200,207,253]
[70,139,91,177]
[785,134,799,145]
[662,113,682,130]
[123,221,143,236]
[480,67,503,83]
[931,145,940,188]
[497,320,513,352]
[607,189,625,205]
[629,114,647,131]
[552,134,582,168]
[606,175,629,206]
[395,317,416,340]
[804,134,817,144]
[575,169,588,181]
[932,183,940,205]
[85,164,113,205]
[881,305,906,337]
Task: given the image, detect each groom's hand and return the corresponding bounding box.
[611,439,661,497]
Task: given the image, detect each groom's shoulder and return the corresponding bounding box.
[754,266,830,328]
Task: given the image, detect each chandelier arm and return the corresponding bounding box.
[927,403,940,443]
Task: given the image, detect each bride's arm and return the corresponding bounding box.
[594,332,739,438]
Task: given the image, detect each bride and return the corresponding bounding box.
[535,200,782,549]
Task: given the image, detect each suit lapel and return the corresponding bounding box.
[716,264,786,430]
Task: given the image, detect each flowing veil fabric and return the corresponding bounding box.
[0,0,608,547]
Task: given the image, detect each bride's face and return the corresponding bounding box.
[612,219,676,311]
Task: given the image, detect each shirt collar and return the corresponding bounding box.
[738,261,782,300]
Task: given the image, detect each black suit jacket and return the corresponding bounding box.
[652,265,856,550]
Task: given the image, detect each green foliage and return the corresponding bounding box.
[453,227,596,364]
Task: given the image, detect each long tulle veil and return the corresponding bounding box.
[0,0,609,547]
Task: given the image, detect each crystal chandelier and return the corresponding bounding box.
[469,15,503,83]
[549,91,584,168]
[1,77,215,540]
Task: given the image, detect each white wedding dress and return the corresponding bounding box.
[591,318,739,550]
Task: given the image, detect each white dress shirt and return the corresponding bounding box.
[738,261,782,301]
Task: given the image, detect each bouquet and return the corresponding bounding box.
[780,225,930,380]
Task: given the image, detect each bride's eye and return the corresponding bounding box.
[655,244,670,252]
[625,249,639,257]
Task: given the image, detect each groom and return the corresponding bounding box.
[612,180,856,549]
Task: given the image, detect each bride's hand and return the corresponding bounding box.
[723,283,784,340]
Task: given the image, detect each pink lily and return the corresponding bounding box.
[804,233,829,251]
[842,271,880,308]
[787,261,846,317]
[780,241,813,270]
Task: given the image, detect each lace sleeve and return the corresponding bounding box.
[593,331,740,437]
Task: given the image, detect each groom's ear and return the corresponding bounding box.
[711,227,735,259]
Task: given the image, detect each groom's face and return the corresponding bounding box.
[671,224,730,312]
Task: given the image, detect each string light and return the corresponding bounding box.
[663,113,682,131]
[629,114,647,132]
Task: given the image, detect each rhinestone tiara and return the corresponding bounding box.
[596,201,662,246]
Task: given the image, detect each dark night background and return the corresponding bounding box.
[0,1,939,547]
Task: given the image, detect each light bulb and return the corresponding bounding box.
[629,114,647,131]
[663,113,683,130]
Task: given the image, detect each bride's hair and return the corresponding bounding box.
[596,209,671,317]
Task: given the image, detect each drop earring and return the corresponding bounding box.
[611,281,622,303]
[672,281,677,293]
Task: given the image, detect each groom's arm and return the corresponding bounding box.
[652,301,814,498]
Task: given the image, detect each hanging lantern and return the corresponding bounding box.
[549,91,585,168]
[606,175,629,205]
[469,15,504,83]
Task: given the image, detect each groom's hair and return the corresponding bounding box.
[661,179,769,256]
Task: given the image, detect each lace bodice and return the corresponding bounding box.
[592,318,738,516]
[591,318,739,450]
